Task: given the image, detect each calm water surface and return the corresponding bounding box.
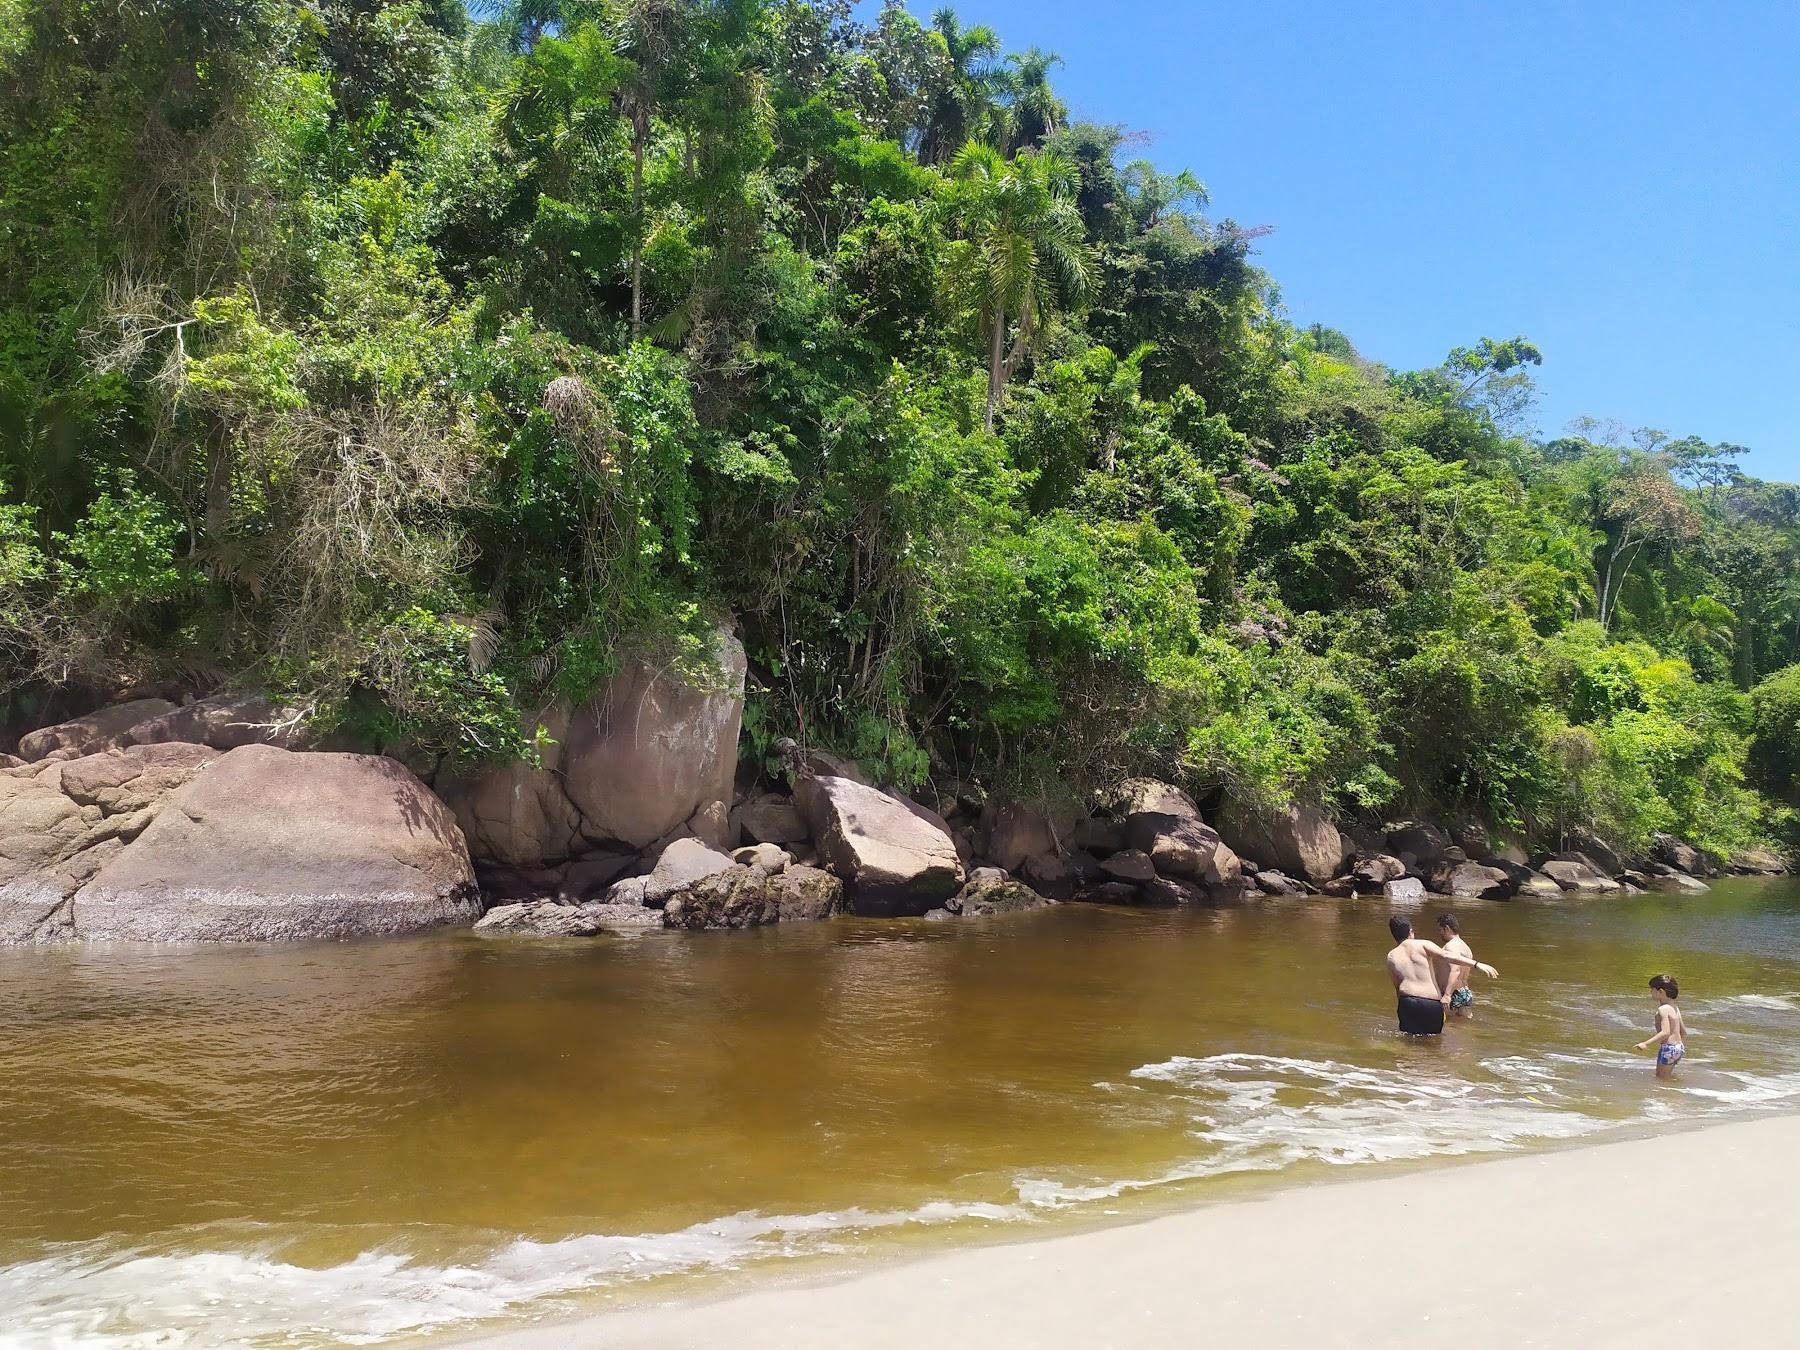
[2,881,1798,1346]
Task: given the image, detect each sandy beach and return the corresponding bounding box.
[457,1113,1800,1350]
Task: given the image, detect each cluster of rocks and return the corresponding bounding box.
[0,627,1784,944]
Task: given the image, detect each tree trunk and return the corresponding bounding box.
[204,413,233,540]
[630,108,647,342]
[984,304,1005,433]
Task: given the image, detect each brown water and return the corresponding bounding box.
[3,881,1798,1346]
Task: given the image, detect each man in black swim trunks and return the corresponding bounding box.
[1384,915,1497,1035]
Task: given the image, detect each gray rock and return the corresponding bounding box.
[1118,780,1240,885]
[1649,832,1705,876]
[1140,876,1207,906]
[733,843,793,872]
[70,746,478,940]
[732,793,809,845]
[975,800,1079,871]
[1386,823,1451,867]
[1515,872,1565,898]
[116,694,311,753]
[1654,872,1711,893]
[582,902,664,932]
[606,836,736,908]
[1427,860,1514,900]
[661,862,843,929]
[1351,853,1408,888]
[1217,800,1347,883]
[793,773,963,916]
[1071,816,1126,854]
[1539,859,1621,892]
[687,799,733,852]
[1078,881,1144,906]
[474,900,607,937]
[954,869,1052,916]
[1728,846,1787,875]
[1020,851,1075,900]
[1254,869,1306,895]
[1383,877,1427,903]
[1101,849,1157,882]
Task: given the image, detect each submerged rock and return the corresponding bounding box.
[661,862,844,929]
[474,900,607,937]
[953,868,1053,916]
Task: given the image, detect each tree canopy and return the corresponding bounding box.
[1,0,1794,858]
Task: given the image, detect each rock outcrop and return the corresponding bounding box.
[445,629,746,894]
[66,745,478,940]
[1119,780,1241,886]
[604,837,736,908]
[16,699,178,761]
[793,772,964,916]
[1218,801,1346,883]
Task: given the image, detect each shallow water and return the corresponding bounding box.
[2,880,1797,1347]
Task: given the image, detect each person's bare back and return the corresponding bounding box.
[1387,939,1444,999]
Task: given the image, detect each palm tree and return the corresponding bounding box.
[947,143,1094,431]
[918,8,1002,164]
[1001,47,1065,151]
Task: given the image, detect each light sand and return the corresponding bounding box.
[457,1114,1800,1350]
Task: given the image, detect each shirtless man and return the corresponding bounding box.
[1433,913,1481,1013]
[1385,915,1497,1036]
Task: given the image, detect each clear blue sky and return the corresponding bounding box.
[888,1,1800,480]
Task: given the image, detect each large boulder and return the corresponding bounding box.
[1118,779,1240,886]
[731,793,809,846]
[445,628,746,870]
[603,836,736,908]
[1386,822,1452,868]
[71,745,478,940]
[1218,800,1347,883]
[116,694,311,752]
[975,800,1079,871]
[1728,846,1786,875]
[0,744,221,942]
[16,699,177,762]
[1538,858,1621,893]
[1426,860,1515,900]
[1649,832,1705,877]
[794,774,964,916]
[1350,854,1408,888]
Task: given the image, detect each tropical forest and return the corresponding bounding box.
[4,0,1798,862]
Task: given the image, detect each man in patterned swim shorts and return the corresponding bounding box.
[1434,913,1485,1015]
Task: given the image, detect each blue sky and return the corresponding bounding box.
[889,1,1800,480]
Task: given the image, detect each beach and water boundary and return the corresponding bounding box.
[456,1112,1800,1350]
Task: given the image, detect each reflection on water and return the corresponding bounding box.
[1,881,1797,1346]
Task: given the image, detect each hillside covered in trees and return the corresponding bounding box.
[2,0,1797,859]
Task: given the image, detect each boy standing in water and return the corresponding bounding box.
[1635,974,1688,1078]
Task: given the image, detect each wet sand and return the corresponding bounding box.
[458,1112,1800,1350]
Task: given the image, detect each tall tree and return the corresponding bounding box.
[946,143,1093,431]
[917,7,1001,163]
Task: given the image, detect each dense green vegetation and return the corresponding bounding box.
[3,0,1797,857]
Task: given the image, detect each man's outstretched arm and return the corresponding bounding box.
[1416,940,1498,980]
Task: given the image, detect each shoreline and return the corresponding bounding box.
[450,1111,1800,1350]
